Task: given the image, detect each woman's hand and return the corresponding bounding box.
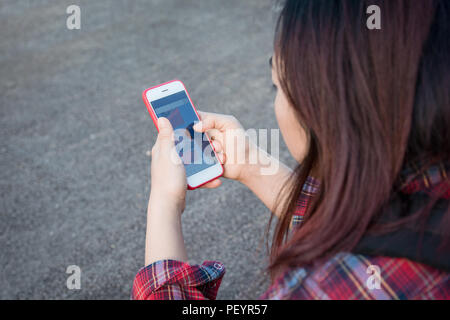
[146,117,188,265]
[194,111,293,217]
[150,117,186,213]
[193,111,258,187]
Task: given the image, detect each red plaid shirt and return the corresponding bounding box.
[132,164,450,300]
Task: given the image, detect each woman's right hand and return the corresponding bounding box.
[194,111,293,217]
[193,111,258,188]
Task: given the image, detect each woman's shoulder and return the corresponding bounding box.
[260,252,449,300]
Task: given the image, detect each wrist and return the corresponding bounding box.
[145,194,187,265]
[239,145,270,186]
[148,192,184,219]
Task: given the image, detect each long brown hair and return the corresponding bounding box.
[269,0,450,276]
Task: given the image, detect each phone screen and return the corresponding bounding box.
[151,91,218,177]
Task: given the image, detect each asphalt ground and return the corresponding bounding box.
[0,0,296,299]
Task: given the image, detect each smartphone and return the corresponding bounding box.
[142,80,224,189]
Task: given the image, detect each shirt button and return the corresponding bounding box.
[214,263,223,270]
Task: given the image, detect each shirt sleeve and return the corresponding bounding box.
[131,259,225,300]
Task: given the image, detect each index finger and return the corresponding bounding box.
[195,111,228,131]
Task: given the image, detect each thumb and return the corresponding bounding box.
[157,117,182,165]
[157,117,174,141]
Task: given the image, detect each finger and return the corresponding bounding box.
[197,110,210,120]
[205,128,222,141]
[156,117,175,151]
[199,179,222,189]
[157,117,174,139]
[156,118,183,166]
[194,112,224,132]
[211,140,223,153]
[216,151,226,164]
[193,120,209,133]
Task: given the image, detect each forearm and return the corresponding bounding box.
[240,147,292,218]
[145,193,188,266]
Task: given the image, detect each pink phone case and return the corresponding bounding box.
[142,80,224,190]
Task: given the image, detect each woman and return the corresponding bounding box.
[132,0,449,299]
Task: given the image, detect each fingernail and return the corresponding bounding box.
[158,117,168,128]
[193,121,202,130]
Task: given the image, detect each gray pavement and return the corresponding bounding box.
[0,0,294,299]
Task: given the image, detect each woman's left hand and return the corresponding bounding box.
[146,117,189,264]
[150,117,187,213]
